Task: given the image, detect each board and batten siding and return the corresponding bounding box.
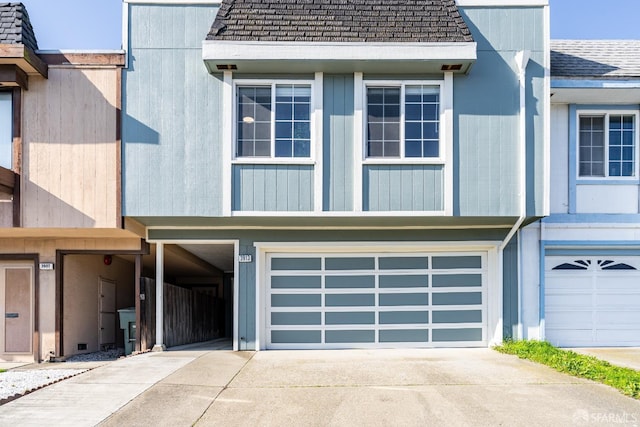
[22,68,120,228]
[323,74,354,211]
[363,165,444,211]
[232,165,314,212]
[456,6,546,217]
[123,4,222,217]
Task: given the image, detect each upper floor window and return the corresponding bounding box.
[365,83,441,159]
[578,113,637,178]
[0,92,12,169]
[236,82,312,159]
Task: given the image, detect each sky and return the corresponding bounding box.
[20,0,640,50]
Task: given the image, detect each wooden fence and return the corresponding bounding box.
[141,277,224,350]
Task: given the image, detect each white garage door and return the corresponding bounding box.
[546,256,640,347]
[266,252,487,349]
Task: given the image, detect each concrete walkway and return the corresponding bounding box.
[0,345,639,426]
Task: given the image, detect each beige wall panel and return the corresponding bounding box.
[22,67,120,229]
[63,254,134,357]
[0,201,12,227]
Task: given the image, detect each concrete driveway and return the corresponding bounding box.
[1,346,639,426]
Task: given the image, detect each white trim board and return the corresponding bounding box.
[203,41,477,62]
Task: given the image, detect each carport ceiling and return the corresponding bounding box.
[178,244,235,272]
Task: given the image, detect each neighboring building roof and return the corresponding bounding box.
[207,0,473,43]
[0,2,38,51]
[551,40,640,79]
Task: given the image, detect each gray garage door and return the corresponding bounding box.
[266,252,487,349]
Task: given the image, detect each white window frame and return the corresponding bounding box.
[362,80,445,165]
[232,78,318,165]
[576,109,640,182]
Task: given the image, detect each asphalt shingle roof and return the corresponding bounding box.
[207,0,473,43]
[0,2,38,51]
[551,40,640,79]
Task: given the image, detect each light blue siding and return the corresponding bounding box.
[323,74,354,211]
[123,4,222,216]
[456,7,546,217]
[232,165,314,211]
[363,165,444,211]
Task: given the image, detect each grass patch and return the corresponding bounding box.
[495,340,640,399]
[0,369,5,373]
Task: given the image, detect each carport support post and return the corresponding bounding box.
[152,243,166,352]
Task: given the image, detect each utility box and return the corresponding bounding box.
[117,307,136,355]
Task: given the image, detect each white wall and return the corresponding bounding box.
[520,223,541,340]
[550,104,569,214]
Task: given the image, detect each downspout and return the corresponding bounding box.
[498,50,530,340]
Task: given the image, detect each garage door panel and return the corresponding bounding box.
[271,276,321,289]
[271,312,321,325]
[325,293,375,307]
[326,330,375,343]
[432,274,482,288]
[267,252,487,348]
[432,292,482,306]
[379,275,428,288]
[326,312,375,325]
[432,328,482,342]
[595,310,640,325]
[545,294,592,308]
[326,275,375,288]
[272,294,321,307]
[379,257,428,270]
[432,256,482,269]
[595,293,640,307]
[379,293,429,306]
[326,257,375,270]
[546,256,640,347]
[272,258,321,270]
[545,310,592,326]
[379,329,429,343]
[379,311,429,324]
[432,310,482,324]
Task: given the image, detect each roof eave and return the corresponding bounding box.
[202,40,477,74]
[0,44,48,79]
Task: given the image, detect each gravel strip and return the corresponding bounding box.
[0,369,87,402]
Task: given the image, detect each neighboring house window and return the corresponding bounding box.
[366,83,440,159]
[0,92,12,169]
[236,83,312,158]
[578,113,636,178]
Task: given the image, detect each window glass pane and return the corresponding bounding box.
[609,147,621,161]
[623,146,634,161]
[405,140,421,157]
[275,139,292,157]
[294,139,311,157]
[237,86,272,157]
[608,114,635,177]
[274,84,311,158]
[610,162,621,176]
[367,87,401,158]
[578,116,605,177]
[623,115,634,129]
[403,85,440,158]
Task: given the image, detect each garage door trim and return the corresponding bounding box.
[254,241,502,350]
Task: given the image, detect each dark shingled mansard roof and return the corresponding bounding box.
[207,0,473,43]
[551,40,640,79]
[0,2,38,51]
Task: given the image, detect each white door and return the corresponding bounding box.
[546,256,640,347]
[266,252,487,349]
[0,263,34,359]
[99,278,116,349]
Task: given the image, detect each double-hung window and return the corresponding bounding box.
[365,82,441,159]
[0,91,12,170]
[578,112,638,178]
[236,82,312,159]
